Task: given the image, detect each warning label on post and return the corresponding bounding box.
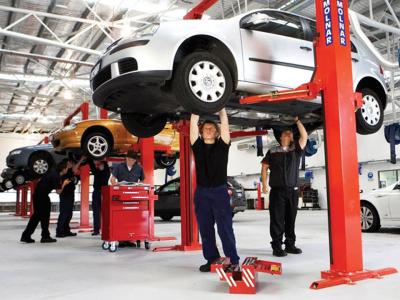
[323,0,333,45]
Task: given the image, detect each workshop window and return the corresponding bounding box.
[378,169,400,188]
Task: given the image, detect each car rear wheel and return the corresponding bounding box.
[29,153,52,177]
[12,171,26,186]
[160,214,174,221]
[3,179,14,190]
[356,88,384,135]
[173,51,233,114]
[121,113,167,138]
[360,202,381,232]
[82,132,111,159]
[155,155,177,169]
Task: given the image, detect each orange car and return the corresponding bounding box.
[49,119,179,168]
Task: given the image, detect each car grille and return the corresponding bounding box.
[92,65,111,91]
[118,58,138,75]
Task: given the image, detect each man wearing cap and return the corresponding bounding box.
[110,150,144,185]
[261,117,308,257]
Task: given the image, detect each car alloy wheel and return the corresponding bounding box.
[86,135,109,158]
[33,159,49,175]
[4,180,13,189]
[360,94,381,127]
[188,60,226,103]
[14,174,25,185]
[361,205,374,231]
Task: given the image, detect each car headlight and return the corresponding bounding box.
[90,62,101,80]
[62,124,77,131]
[10,150,21,155]
[133,23,160,39]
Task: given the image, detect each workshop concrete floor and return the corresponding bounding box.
[0,210,398,300]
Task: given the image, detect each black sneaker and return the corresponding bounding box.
[272,248,287,257]
[41,237,57,243]
[285,245,302,254]
[65,232,77,237]
[56,233,66,238]
[20,236,35,243]
[225,264,240,273]
[199,262,212,272]
[91,232,100,236]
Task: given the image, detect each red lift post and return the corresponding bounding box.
[63,102,91,232]
[241,0,397,289]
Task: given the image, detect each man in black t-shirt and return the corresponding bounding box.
[190,109,240,272]
[261,117,308,257]
[21,161,70,243]
[56,157,85,238]
[88,159,110,236]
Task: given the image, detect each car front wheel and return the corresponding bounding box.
[28,153,52,177]
[356,88,384,135]
[360,202,381,232]
[173,51,233,114]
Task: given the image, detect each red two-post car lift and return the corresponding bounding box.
[240,0,397,289]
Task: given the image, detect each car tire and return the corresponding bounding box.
[121,113,167,138]
[12,171,26,186]
[356,88,384,135]
[160,214,174,221]
[360,202,381,232]
[82,132,111,160]
[2,179,14,190]
[28,153,52,177]
[155,155,177,169]
[173,51,233,114]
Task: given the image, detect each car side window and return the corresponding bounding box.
[160,181,179,193]
[241,11,305,40]
[307,20,358,53]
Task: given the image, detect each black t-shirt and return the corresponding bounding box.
[89,160,111,190]
[61,169,79,196]
[191,138,230,188]
[35,170,62,197]
[261,141,304,188]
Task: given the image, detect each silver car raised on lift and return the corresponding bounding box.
[90,9,387,137]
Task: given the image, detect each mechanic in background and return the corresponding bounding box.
[261,117,307,257]
[56,156,85,238]
[110,150,144,247]
[110,150,144,185]
[190,109,240,273]
[20,160,70,243]
[88,159,110,236]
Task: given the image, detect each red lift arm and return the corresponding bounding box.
[241,0,397,289]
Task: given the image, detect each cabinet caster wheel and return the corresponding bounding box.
[102,241,110,250]
[145,242,151,250]
[109,242,118,252]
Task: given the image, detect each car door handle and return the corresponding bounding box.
[300,46,312,51]
[352,58,359,63]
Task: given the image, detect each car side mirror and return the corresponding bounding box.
[241,14,270,29]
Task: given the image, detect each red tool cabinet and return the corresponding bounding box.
[101,184,166,252]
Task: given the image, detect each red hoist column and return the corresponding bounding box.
[154,120,202,252]
[79,102,91,232]
[241,0,397,289]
